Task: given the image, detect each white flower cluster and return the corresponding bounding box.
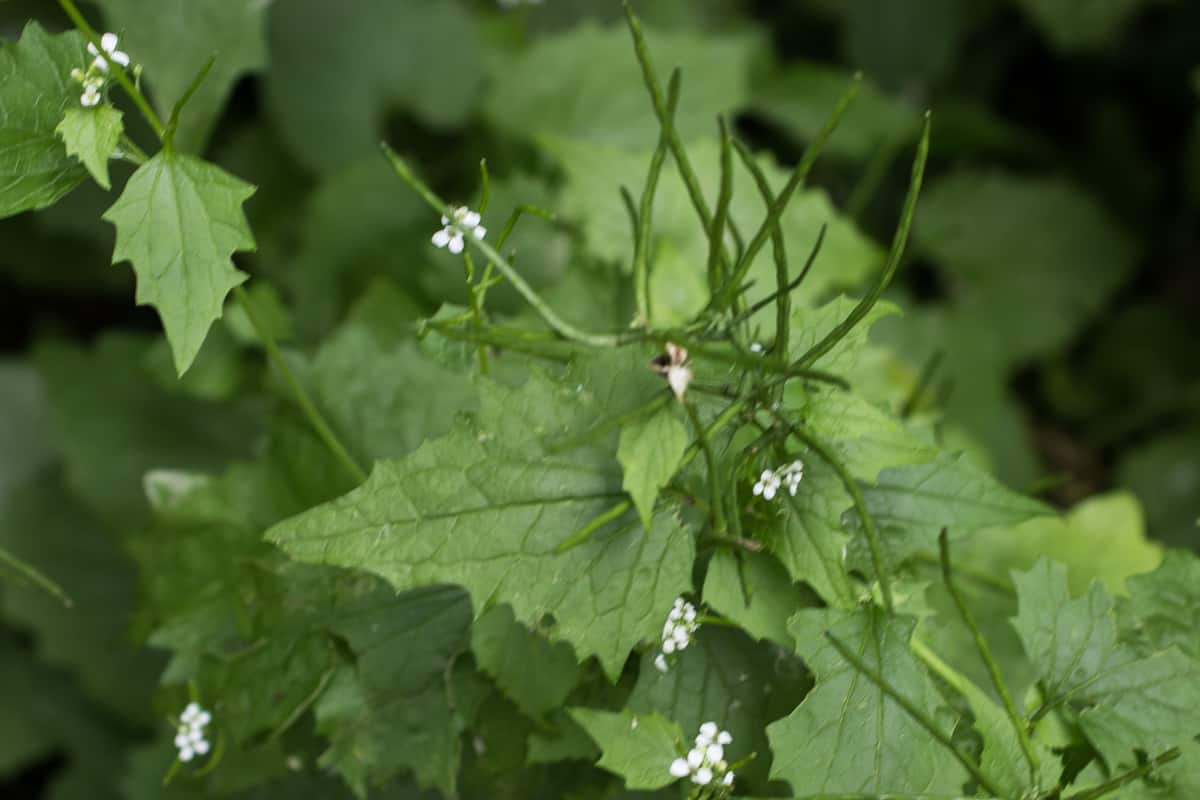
[173,702,212,762]
[752,460,804,501]
[654,597,699,673]
[669,721,735,790]
[432,206,487,254]
[69,33,130,107]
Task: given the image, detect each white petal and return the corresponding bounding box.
[667,364,691,399]
[662,638,676,654]
[674,598,685,609]
[174,733,189,748]
[179,747,194,762]
[760,470,773,481]
[81,90,99,107]
[193,739,210,755]
[92,56,109,71]
[196,711,211,726]
[683,607,697,623]
[676,636,689,650]
[473,225,486,239]
[101,33,119,53]
[752,482,764,496]
[699,722,719,738]
[693,767,713,785]
[111,50,130,67]
[441,214,450,225]
[687,749,704,768]
[672,626,689,643]
[669,758,691,778]
[654,654,669,673]
[432,228,451,248]
[717,730,733,745]
[763,485,776,500]
[723,771,735,786]
[463,211,481,227]
[668,607,682,622]
[706,743,724,762]
[448,236,464,254]
[87,42,99,56]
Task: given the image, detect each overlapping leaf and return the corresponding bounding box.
[0,22,89,217]
[267,361,696,679]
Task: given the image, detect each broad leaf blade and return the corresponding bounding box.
[617,403,688,530]
[569,708,681,791]
[56,106,123,190]
[103,152,256,375]
[767,608,966,795]
[0,22,89,218]
[267,370,696,680]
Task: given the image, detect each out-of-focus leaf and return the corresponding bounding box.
[1117,427,1200,550]
[486,22,760,151]
[266,0,483,172]
[471,603,581,720]
[840,0,976,91]
[1015,0,1146,52]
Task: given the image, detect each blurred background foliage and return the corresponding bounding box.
[0,0,1197,796]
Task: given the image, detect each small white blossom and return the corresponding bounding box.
[87,32,130,72]
[654,597,700,672]
[753,460,804,502]
[432,206,487,255]
[173,702,212,763]
[668,721,735,794]
[749,342,764,354]
[80,83,102,107]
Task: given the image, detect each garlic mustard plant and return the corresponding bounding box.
[669,722,736,792]
[173,702,212,763]
[752,460,804,501]
[655,596,699,672]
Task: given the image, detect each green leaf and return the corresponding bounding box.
[628,625,811,790]
[702,549,808,648]
[471,603,581,720]
[617,403,689,530]
[752,63,921,161]
[766,608,966,795]
[786,295,900,378]
[315,584,476,796]
[850,451,1053,570]
[1011,559,1200,770]
[760,454,858,608]
[0,472,161,723]
[1015,0,1145,51]
[487,22,759,151]
[265,0,483,172]
[0,22,89,218]
[0,360,54,498]
[1117,426,1200,550]
[294,325,478,465]
[103,152,256,375]
[914,639,1062,797]
[35,334,261,528]
[95,0,268,152]
[55,106,123,190]
[1120,550,1200,659]
[267,367,696,680]
[568,708,682,791]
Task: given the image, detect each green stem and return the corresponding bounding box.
[556,499,633,552]
[768,410,893,611]
[1062,748,1181,800]
[622,2,731,273]
[118,133,149,165]
[684,398,726,535]
[707,116,735,297]
[794,114,931,369]
[382,145,635,348]
[163,55,214,149]
[234,286,368,484]
[731,141,795,356]
[938,530,1041,780]
[725,214,826,334]
[719,76,861,308]
[633,69,680,326]
[825,632,1005,799]
[899,349,944,419]
[463,251,490,375]
[420,320,574,362]
[57,0,166,140]
[546,394,670,454]
[0,544,72,607]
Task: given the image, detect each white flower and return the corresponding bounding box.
[432,206,487,255]
[173,702,212,764]
[668,724,735,792]
[749,342,764,353]
[80,83,102,107]
[654,597,700,672]
[753,460,804,502]
[88,32,130,72]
